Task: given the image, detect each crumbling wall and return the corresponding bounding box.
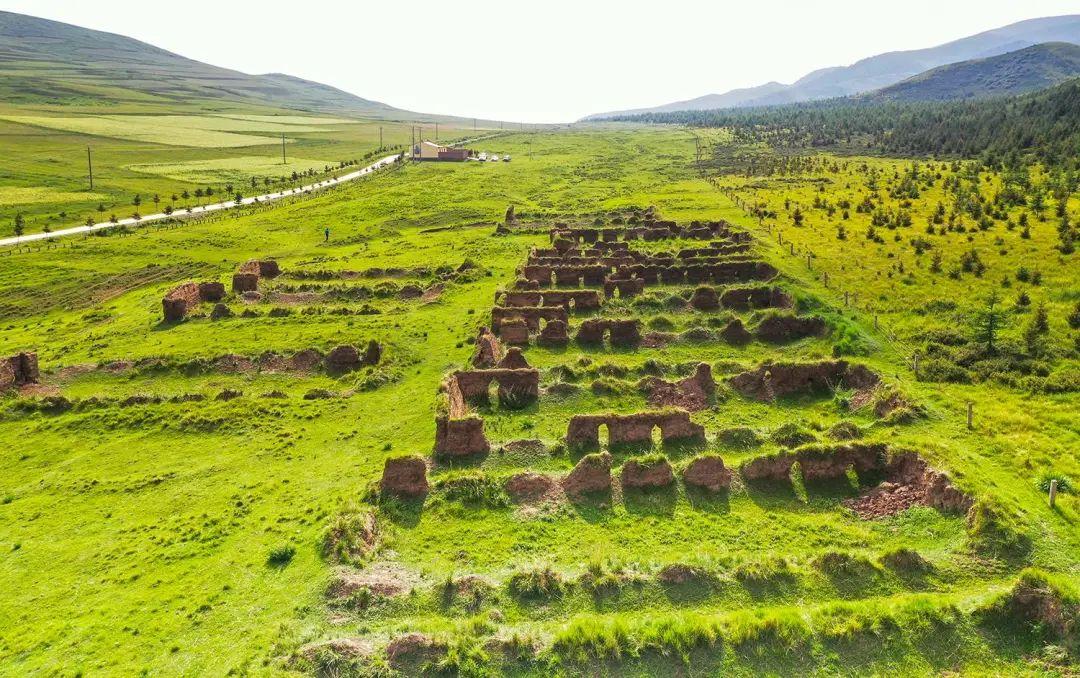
[162,280,228,321]
[621,457,674,488]
[496,318,530,345]
[563,452,612,496]
[232,272,259,293]
[238,259,281,278]
[0,352,39,390]
[541,290,602,311]
[471,327,503,368]
[566,410,705,449]
[162,282,202,322]
[501,291,543,307]
[324,341,381,373]
[434,416,490,456]
[755,314,827,343]
[690,287,720,311]
[682,455,731,491]
[796,443,887,482]
[728,361,880,402]
[381,456,429,496]
[446,369,540,407]
[603,277,645,299]
[491,306,569,332]
[575,319,641,347]
[721,286,793,311]
[538,319,569,347]
[642,363,714,411]
[496,347,529,369]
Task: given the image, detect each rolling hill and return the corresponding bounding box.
[586,14,1080,118]
[867,41,1080,101]
[0,10,438,121]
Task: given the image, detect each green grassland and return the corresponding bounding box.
[0,101,488,235]
[1,126,1077,676]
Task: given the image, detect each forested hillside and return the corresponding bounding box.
[601,78,1080,165]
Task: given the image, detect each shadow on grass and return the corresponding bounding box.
[565,489,614,523]
[658,576,718,604]
[621,483,678,517]
[377,494,425,528]
[431,450,490,471]
[801,476,862,504]
[685,486,731,514]
[741,478,802,511]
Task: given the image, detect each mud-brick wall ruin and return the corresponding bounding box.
[497,290,602,311]
[445,369,541,414]
[232,259,281,292]
[436,367,541,457]
[575,318,642,346]
[566,410,705,449]
[1,352,39,390]
[162,281,226,322]
[728,360,879,402]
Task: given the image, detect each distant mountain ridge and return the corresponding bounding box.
[585,14,1080,118]
[0,10,452,122]
[867,42,1080,102]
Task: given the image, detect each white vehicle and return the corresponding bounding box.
[489,154,500,162]
[478,152,488,161]
[503,155,511,162]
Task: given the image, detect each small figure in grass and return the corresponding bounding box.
[324,227,330,243]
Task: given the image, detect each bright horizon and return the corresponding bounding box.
[3,0,1079,122]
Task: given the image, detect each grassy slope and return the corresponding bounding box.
[0,100,485,236]
[0,126,1076,675]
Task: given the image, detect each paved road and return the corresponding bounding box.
[0,152,404,247]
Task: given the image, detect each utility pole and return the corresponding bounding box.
[87,146,94,190]
[379,126,383,150]
[435,122,439,141]
[281,133,286,165]
[473,118,476,131]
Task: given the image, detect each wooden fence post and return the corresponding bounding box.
[967,402,974,430]
[1049,479,1058,508]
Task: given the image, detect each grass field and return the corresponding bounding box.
[0,103,489,235]
[128,156,338,185]
[1,125,1077,675]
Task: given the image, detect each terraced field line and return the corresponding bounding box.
[0,153,404,247]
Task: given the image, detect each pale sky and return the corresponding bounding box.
[4,0,1079,122]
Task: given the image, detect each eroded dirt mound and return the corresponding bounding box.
[297,637,374,664]
[642,363,714,412]
[563,452,612,496]
[682,455,732,491]
[497,347,530,369]
[621,457,674,489]
[386,632,446,668]
[657,563,709,585]
[719,318,753,345]
[844,452,973,518]
[506,472,559,503]
[641,332,677,348]
[327,562,421,599]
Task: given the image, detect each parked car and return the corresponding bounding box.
[503,155,511,162]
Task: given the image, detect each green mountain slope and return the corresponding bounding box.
[0,11,402,118]
[870,42,1080,101]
